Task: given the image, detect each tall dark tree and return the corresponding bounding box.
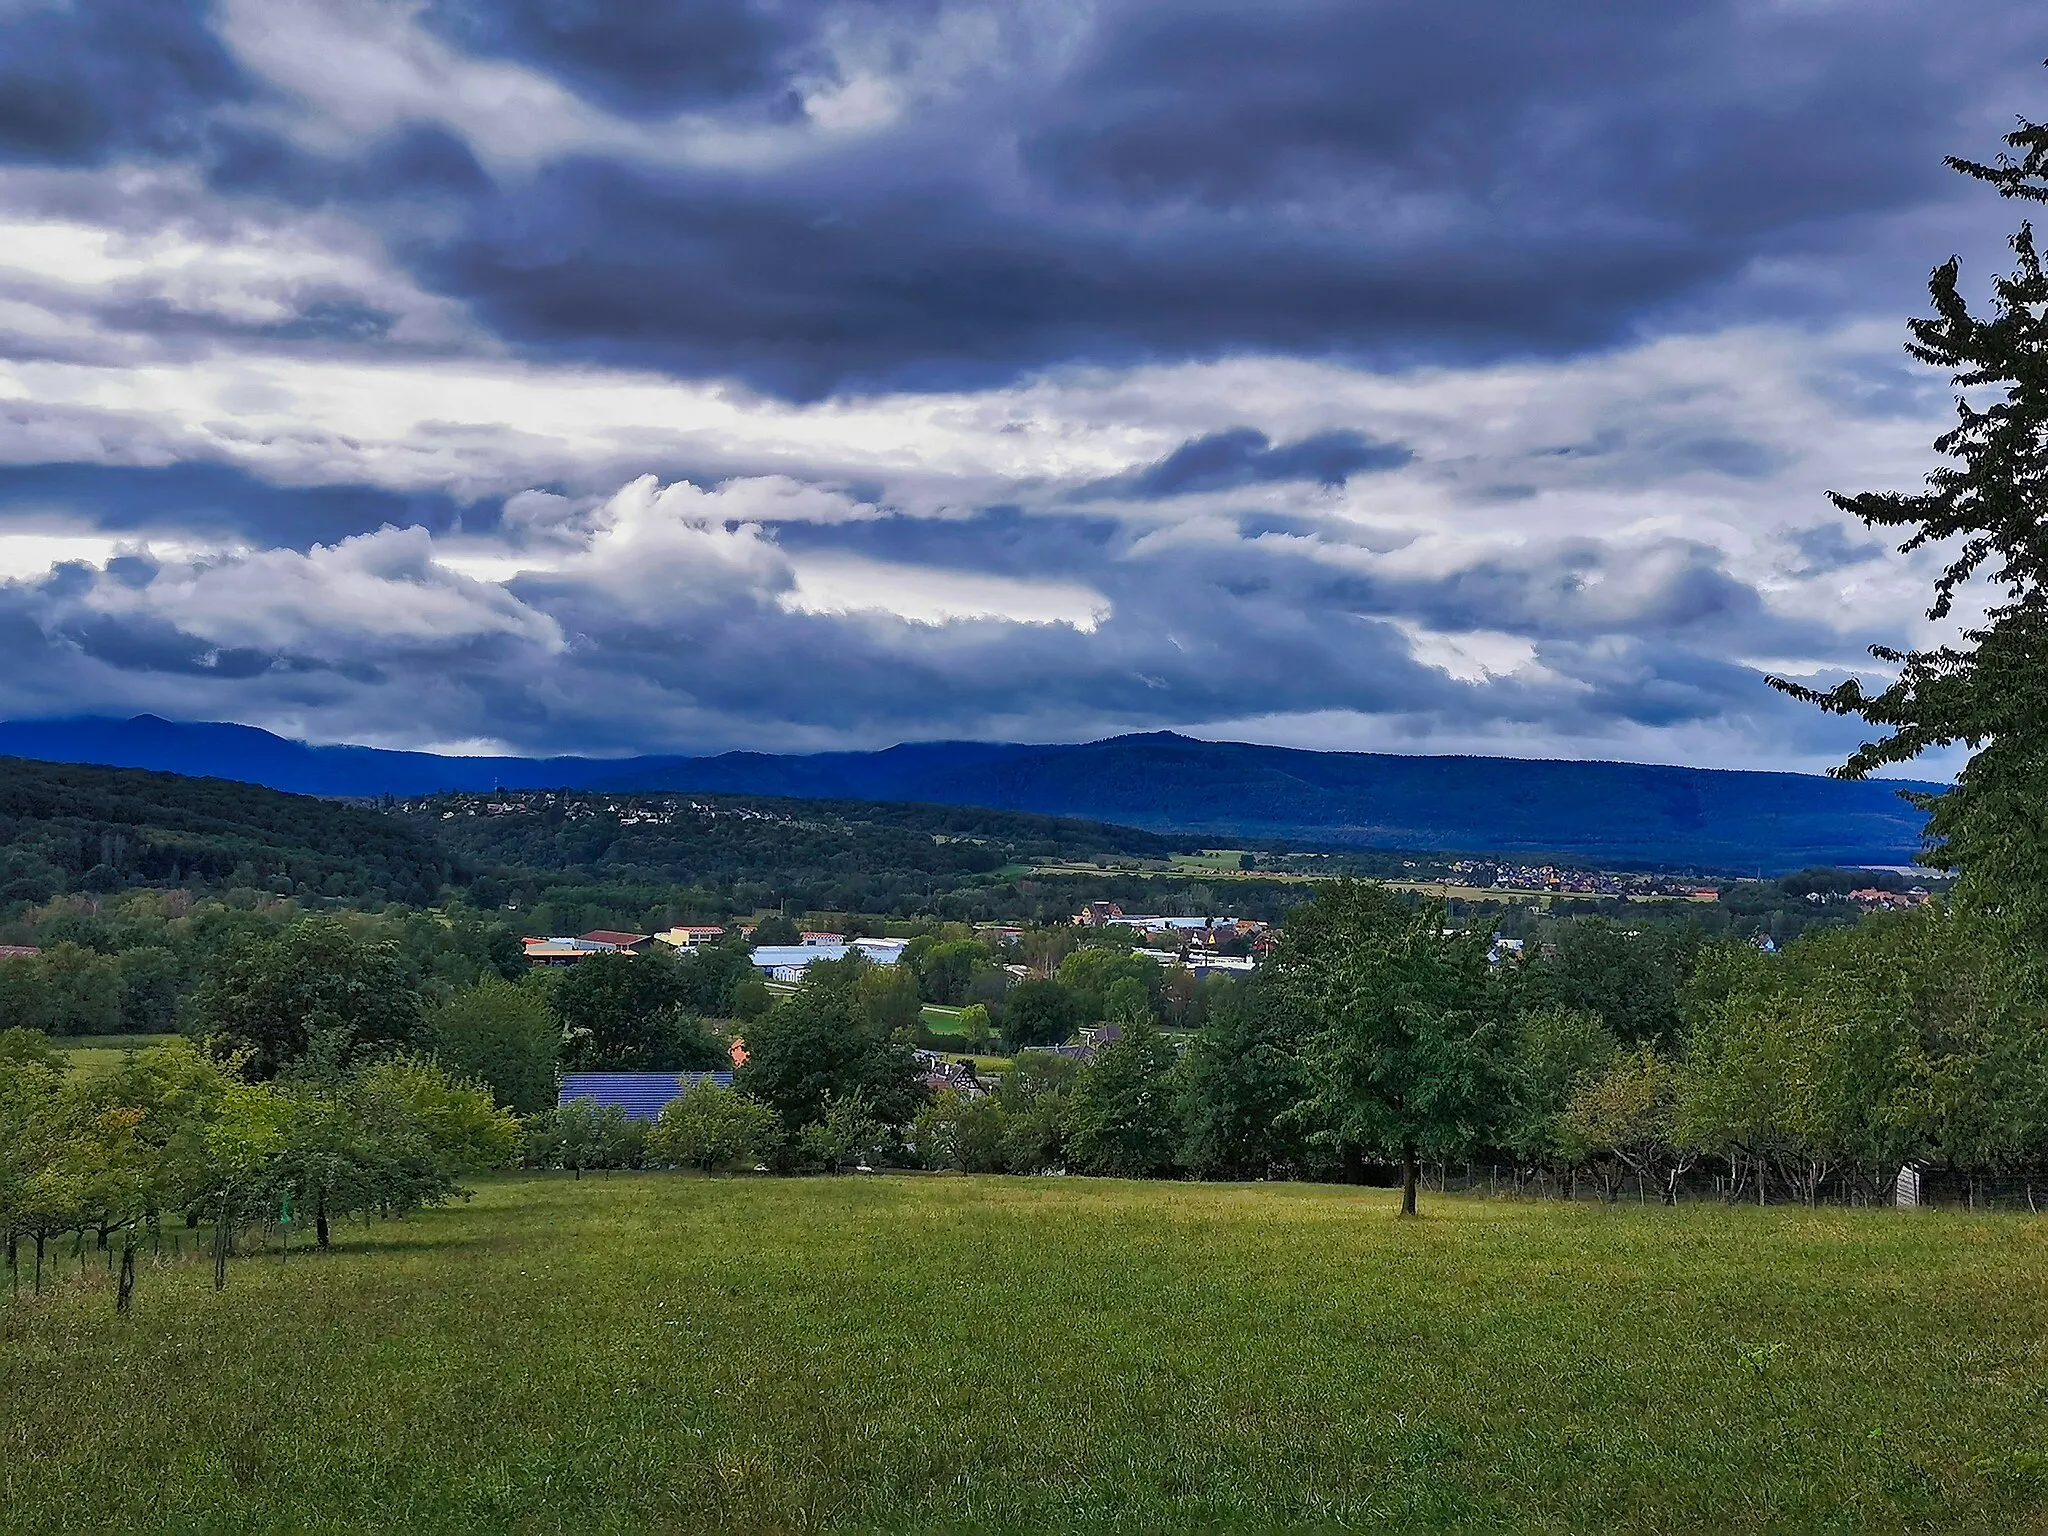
[1771,103,2048,942]
[997,978,1079,1048]
[188,918,423,1078]
[1514,919,1695,1044]
[1065,1015,1184,1180]
[551,950,726,1072]
[428,978,562,1114]
[1179,978,1317,1180]
[750,914,801,947]
[736,958,923,1132]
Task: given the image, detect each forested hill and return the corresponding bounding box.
[0,715,1941,870]
[397,791,1181,908]
[0,758,458,906]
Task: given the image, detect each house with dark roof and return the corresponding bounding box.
[557,1071,735,1121]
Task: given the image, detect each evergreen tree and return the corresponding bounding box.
[1771,103,2048,942]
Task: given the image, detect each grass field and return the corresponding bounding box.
[918,1003,967,1034]
[46,1033,182,1077]
[7,1176,2048,1533]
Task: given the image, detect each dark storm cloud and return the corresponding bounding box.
[0,0,243,165]
[367,0,2029,395]
[0,497,1869,758]
[1085,428,1413,500]
[0,0,2015,770]
[0,1,2032,396]
[1788,521,1891,577]
[0,463,478,549]
[771,505,1125,579]
[415,0,815,118]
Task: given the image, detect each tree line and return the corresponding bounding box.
[0,1032,516,1309]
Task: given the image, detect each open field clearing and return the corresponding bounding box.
[45,1035,182,1078]
[7,1176,2048,1533]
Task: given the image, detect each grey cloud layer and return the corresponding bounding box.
[0,1,2036,392]
[0,1,2027,769]
[0,461,1911,767]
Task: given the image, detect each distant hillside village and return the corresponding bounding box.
[521,901,1272,984]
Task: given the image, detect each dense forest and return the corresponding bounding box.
[0,758,459,907]
[395,789,1193,929]
[0,757,1901,944]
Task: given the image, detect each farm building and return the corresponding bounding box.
[749,937,908,980]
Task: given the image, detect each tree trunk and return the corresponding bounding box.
[1400,1149,1419,1217]
[34,1231,45,1294]
[116,1241,135,1313]
[213,1209,229,1291]
[316,1191,330,1250]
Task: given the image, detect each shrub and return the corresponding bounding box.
[647,1078,780,1173]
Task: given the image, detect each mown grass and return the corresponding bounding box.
[6,1176,2048,1534]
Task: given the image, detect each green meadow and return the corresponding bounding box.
[45,1034,183,1079]
[7,1175,2048,1534]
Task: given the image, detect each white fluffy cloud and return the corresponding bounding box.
[82,525,561,657]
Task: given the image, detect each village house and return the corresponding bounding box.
[915,1050,988,1098]
[654,924,725,950]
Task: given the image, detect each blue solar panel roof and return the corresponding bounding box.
[557,1071,734,1120]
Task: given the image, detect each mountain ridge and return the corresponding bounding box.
[0,715,1940,872]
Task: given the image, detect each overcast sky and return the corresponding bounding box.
[0,1,2038,768]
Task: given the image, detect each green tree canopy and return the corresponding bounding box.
[999,978,1080,1049]
[1179,977,1317,1180]
[188,917,424,1078]
[647,1078,780,1173]
[1273,883,1504,1215]
[1066,1016,1183,1180]
[750,914,801,947]
[429,978,562,1114]
[551,950,727,1072]
[1056,948,1159,1024]
[915,939,995,1005]
[736,958,922,1132]
[1769,106,2048,943]
[1513,919,1695,1044]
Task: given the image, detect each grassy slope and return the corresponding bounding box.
[6,1175,2048,1533]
